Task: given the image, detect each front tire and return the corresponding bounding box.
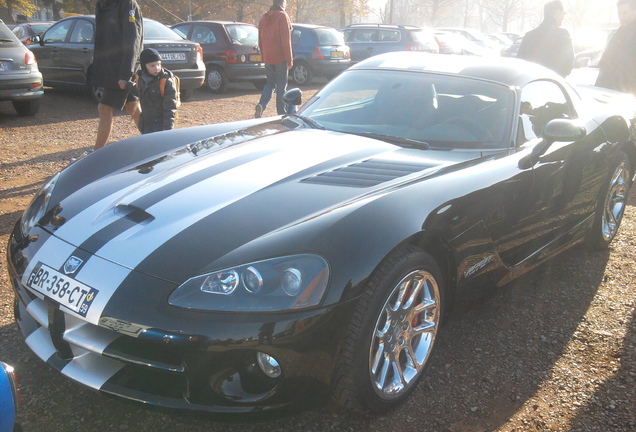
[586,150,631,250]
[291,62,312,86]
[205,66,228,93]
[333,246,444,413]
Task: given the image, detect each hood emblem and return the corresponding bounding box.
[63,256,83,275]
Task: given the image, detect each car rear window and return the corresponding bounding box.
[144,20,184,40]
[0,23,20,46]
[226,24,258,46]
[314,28,345,46]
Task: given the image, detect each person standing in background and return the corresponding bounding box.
[255,0,293,118]
[93,0,143,150]
[517,0,574,77]
[596,0,636,94]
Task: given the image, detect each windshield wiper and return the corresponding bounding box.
[352,132,431,150]
[289,114,325,130]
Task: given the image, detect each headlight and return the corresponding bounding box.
[169,254,330,312]
[20,173,60,236]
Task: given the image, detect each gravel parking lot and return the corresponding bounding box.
[0,83,635,432]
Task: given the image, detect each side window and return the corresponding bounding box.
[172,25,189,39]
[342,29,353,42]
[43,20,73,43]
[192,25,215,44]
[378,29,400,42]
[354,29,375,42]
[291,29,301,45]
[69,20,94,43]
[519,80,574,142]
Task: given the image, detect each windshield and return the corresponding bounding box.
[299,69,514,150]
[144,20,184,40]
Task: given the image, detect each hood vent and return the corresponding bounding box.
[301,158,434,188]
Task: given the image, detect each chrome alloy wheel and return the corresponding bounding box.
[369,270,440,399]
[601,160,629,241]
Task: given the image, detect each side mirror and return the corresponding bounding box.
[542,118,587,143]
[576,56,591,68]
[519,119,586,169]
[283,88,302,106]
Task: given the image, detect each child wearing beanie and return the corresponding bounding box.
[126,48,180,134]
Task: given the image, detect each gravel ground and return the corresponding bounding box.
[0,83,635,432]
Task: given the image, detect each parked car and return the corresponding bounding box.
[171,20,265,94]
[8,52,635,414]
[0,19,43,116]
[502,36,523,57]
[436,27,501,54]
[341,23,439,64]
[568,50,602,87]
[30,16,205,101]
[289,23,350,86]
[434,30,496,56]
[11,21,54,45]
[0,361,21,432]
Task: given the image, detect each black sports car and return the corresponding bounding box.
[7,52,636,414]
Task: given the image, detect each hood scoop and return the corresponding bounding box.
[114,204,154,225]
[301,157,436,188]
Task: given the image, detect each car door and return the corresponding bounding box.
[488,80,609,266]
[64,18,94,85]
[32,19,74,83]
[343,28,378,62]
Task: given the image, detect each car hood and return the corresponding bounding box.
[48,124,480,283]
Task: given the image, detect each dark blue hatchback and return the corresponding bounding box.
[290,23,350,86]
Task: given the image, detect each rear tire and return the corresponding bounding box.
[180,89,193,101]
[291,62,312,86]
[585,150,631,250]
[253,79,266,91]
[12,99,40,116]
[205,66,228,93]
[332,245,444,413]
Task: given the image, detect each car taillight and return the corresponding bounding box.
[405,44,423,51]
[313,47,324,60]
[225,48,238,63]
[25,50,37,65]
[196,44,203,62]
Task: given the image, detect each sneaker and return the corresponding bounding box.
[254,104,263,118]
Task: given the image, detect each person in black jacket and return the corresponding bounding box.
[93,0,143,150]
[517,1,574,77]
[596,0,636,94]
[126,48,179,134]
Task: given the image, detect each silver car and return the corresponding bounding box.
[0,19,43,116]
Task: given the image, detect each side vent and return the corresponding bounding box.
[301,158,433,188]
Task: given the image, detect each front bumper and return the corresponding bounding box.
[7,222,352,412]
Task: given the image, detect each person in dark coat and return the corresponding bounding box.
[255,0,293,118]
[126,48,179,134]
[517,1,574,77]
[93,0,143,149]
[596,0,636,94]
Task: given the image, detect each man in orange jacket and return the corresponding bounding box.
[255,0,293,117]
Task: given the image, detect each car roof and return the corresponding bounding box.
[350,51,563,88]
[342,23,424,30]
[173,20,255,26]
[292,23,334,30]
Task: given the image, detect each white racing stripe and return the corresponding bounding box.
[96,132,372,270]
[61,351,124,390]
[25,326,57,363]
[54,138,266,247]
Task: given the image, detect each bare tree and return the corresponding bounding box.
[477,0,524,31]
[412,0,458,26]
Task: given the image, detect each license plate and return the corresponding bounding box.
[250,54,262,62]
[0,61,8,71]
[26,262,99,317]
[160,52,186,61]
[331,51,344,58]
